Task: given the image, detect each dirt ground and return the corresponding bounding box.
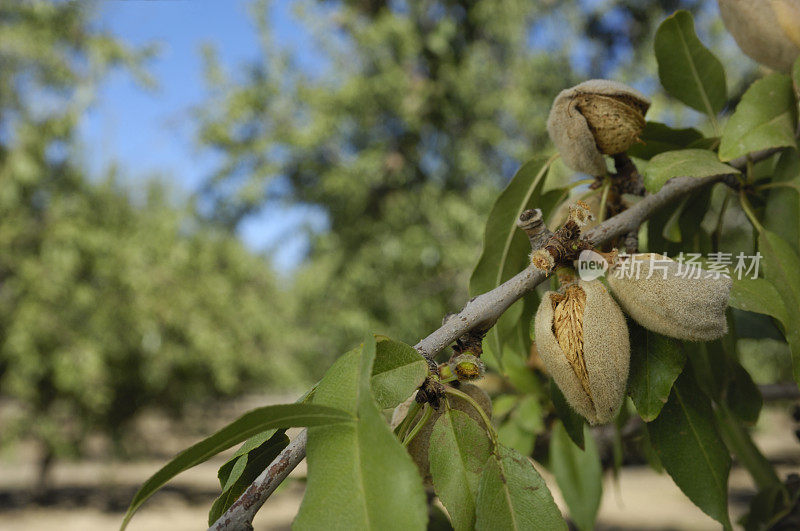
[1,404,797,530]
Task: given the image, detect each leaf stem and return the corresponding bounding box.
[598,176,612,223]
[443,386,497,446]
[711,191,730,253]
[402,403,432,447]
[395,400,422,440]
[739,190,764,233]
[755,181,800,193]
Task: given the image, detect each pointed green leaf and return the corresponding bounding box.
[549,378,585,450]
[470,156,560,368]
[475,445,566,531]
[719,73,797,161]
[120,403,352,530]
[549,423,602,531]
[647,369,732,528]
[371,335,428,409]
[729,277,788,324]
[294,338,428,530]
[429,409,492,531]
[758,230,800,386]
[627,324,686,421]
[627,122,704,160]
[654,10,726,116]
[643,149,739,193]
[725,360,763,425]
[764,150,800,253]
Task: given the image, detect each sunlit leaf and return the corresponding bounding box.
[294,338,428,530]
[475,445,566,530]
[470,156,561,369]
[121,403,352,530]
[643,149,739,193]
[654,10,726,116]
[371,335,428,409]
[719,73,797,161]
[429,409,492,531]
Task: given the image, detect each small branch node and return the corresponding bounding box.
[517,208,551,250]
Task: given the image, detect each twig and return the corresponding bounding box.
[759,384,800,401]
[211,147,781,530]
[209,430,307,531]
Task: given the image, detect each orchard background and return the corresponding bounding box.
[1,1,799,530]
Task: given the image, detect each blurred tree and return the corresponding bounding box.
[0,0,302,488]
[196,0,711,372]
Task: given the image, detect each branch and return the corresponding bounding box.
[211,147,780,530]
[759,383,800,401]
[210,430,307,531]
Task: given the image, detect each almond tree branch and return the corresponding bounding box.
[210,147,780,531]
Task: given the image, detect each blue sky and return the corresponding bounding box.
[80,1,728,271]
[81,0,321,271]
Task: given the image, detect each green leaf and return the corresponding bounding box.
[654,10,726,116]
[504,344,543,395]
[719,74,798,161]
[429,409,492,531]
[643,149,739,193]
[475,445,566,531]
[514,395,544,434]
[647,368,732,528]
[120,403,352,530]
[729,277,788,324]
[627,324,686,422]
[742,482,800,531]
[661,196,688,243]
[627,122,704,160]
[497,419,535,457]
[549,423,602,531]
[470,156,560,369]
[294,337,428,530]
[758,230,800,386]
[372,335,428,409]
[725,360,763,425]
[715,403,779,492]
[764,149,800,253]
[208,385,319,523]
[208,432,289,525]
[687,340,728,401]
[497,395,542,456]
[549,378,585,450]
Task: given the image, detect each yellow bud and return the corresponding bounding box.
[450,354,485,381]
[606,253,732,341]
[718,0,800,72]
[547,79,650,176]
[534,279,630,425]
